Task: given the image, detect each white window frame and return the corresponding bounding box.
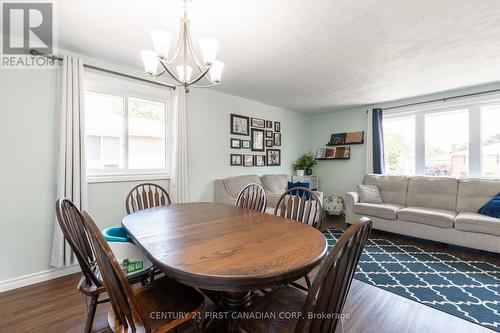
[383,92,500,177]
[84,70,173,183]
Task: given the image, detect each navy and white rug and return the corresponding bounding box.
[323,229,500,332]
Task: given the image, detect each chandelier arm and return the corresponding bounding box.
[159,60,186,85]
[165,18,186,64]
[185,66,211,86]
[184,21,205,70]
[148,69,167,77]
[190,82,218,88]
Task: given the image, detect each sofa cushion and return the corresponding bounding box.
[398,206,456,229]
[261,174,290,193]
[363,174,408,206]
[357,184,383,204]
[353,203,404,220]
[455,212,500,236]
[224,175,262,197]
[457,178,500,212]
[406,176,458,211]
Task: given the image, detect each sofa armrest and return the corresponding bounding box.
[214,179,234,204]
[345,192,359,224]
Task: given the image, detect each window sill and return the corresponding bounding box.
[87,173,170,184]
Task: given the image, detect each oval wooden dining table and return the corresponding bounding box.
[122,202,327,333]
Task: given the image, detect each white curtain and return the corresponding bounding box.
[50,55,87,268]
[170,88,189,203]
[365,109,373,174]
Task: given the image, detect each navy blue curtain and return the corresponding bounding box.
[372,108,385,174]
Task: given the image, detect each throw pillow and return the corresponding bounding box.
[357,184,383,204]
[478,193,500,219]
[287,181,311,199]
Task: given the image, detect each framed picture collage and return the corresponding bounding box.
[230,114,281,167]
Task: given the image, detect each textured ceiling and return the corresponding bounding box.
[57,0,500,113]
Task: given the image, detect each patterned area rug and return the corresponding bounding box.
[323,229,500,332]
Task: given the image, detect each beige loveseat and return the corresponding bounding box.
[345,174,500,253]
[214,174,323,214]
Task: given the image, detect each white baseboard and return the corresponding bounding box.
[0,265,81,293]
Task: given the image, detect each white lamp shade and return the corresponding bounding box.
[176,65,193,83]
[140,50,158,75]
[209,60,224,82]
[199,38,219,65]
[150,30,172,58]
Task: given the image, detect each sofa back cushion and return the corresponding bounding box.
[224,175,262,197]
[406,176,458,211]
[457,178,500,212]
[261,174,290,193]
[363,174,408,205]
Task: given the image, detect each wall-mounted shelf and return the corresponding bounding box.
[316,157,350,160]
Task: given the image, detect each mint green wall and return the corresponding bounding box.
[311,107,368,196]
[187,89,312,202]
[0,69,58,281]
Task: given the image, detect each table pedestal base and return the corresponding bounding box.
[205,291,252,333]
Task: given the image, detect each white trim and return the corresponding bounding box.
[0,265,81,293]
[88,172,170,184]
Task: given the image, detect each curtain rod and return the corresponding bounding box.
[29,49,176,90]
[381,87,500,111]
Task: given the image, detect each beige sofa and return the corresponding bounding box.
[214,174,323,214]
[345,174,500,253]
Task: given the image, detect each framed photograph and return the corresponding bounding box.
[231,114,250,136]
[251,117,265,128]
[243,154,254,167]
[345,131,364,144]
[255,155,265,167]
[230,154,242,166]
[230,138,241,149]
[266,149,281,166]
[251,128,265,151]
[265,130,273,138]
[274,121,281,132]
[273,133,281,146]
[265,120,273,128]
[242,140,251,149]
[265,139,273,147]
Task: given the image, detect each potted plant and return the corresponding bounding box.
[292,153,318,176]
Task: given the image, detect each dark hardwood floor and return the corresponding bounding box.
[0,215,497,333]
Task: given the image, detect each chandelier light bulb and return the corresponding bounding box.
[209,60,224,82]
[150,30,172,58]
[176,65,193,82]
[140,50,158,75]
[199,38,219,65]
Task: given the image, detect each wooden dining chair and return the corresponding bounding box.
[240,218,372,333]
[81,210,205,333]
[125,183,171,214]
[236,183,268,212]
[55,198,152,333]
[274,187,325,291]
[274,187,325,230]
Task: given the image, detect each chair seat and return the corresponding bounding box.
[240,286,308,333]
[108,276,204,333]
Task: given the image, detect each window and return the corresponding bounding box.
[425,110,469,177]
[481,105,500,177]
[85,90,168,179]
[383,94,500,177]
[383,115,415,175]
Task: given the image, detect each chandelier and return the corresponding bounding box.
[140,0,224,92]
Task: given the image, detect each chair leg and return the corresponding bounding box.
[195,315,205,333]
[84,295,98,333]
[304,274,312,290]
